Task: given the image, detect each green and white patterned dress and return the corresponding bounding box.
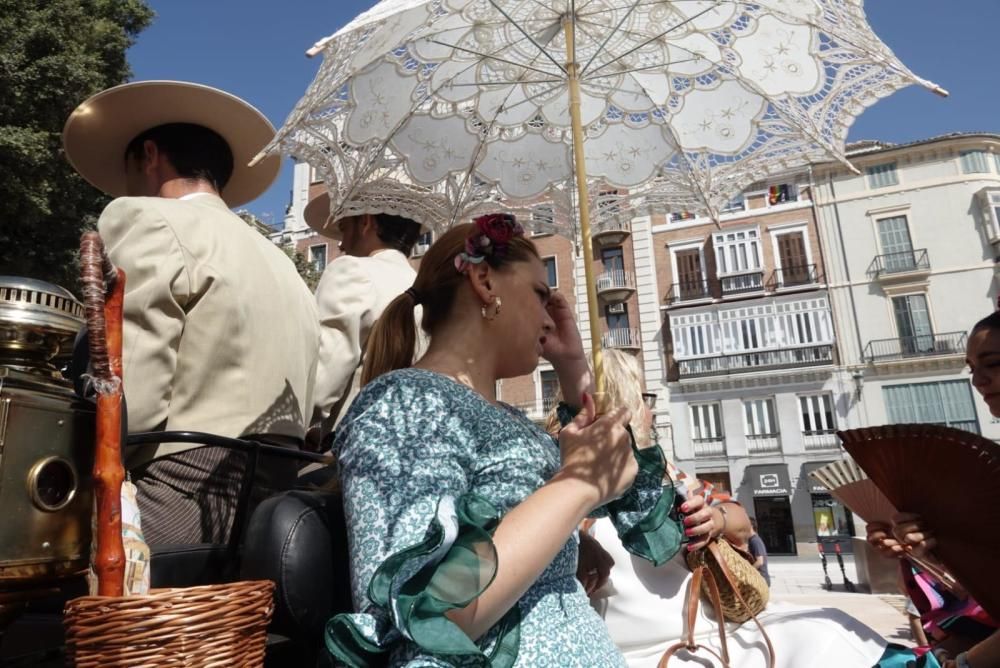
[326,368,679,667]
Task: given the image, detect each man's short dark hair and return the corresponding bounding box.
[972,311,1000,336]
[373,213,423,256]
[125,123,234,192]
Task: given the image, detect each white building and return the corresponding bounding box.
[813,133,1000,443]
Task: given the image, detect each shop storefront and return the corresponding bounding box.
[802,461,856,553]
[746,464,796,555]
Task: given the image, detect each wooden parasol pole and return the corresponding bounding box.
[563,13,606,402]
[80,232,126,597]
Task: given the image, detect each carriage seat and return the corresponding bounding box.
[239,489,353,664]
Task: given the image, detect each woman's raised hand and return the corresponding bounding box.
[891,513,937,560]
[555,393,637,510]
[866,521,907,559]
[541,291,586,366]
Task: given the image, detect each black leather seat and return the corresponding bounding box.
[240,489,353,666]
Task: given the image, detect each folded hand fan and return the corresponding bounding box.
[808,459,897,525]
[808,458,957,589]
[838,424,1000,619]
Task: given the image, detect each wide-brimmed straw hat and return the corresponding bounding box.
[303,179,449,239]
[62,80,281,208]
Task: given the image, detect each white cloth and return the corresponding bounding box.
[590,518,889,667]
[311,248,420,437]
[98,194,320,464]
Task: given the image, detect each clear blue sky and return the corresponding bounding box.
[128,1,1000,225]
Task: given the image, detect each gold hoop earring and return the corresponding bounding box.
[481,296,502,321]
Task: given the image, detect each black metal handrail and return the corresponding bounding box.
[666,279,711,304]
[870,249,930,276]
[769,264,820,289]
[862,331,967,362]
[719,270,765,295]
[678,344,833,378]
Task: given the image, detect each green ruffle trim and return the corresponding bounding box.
[326,494,521,667]
[557,402,684,567]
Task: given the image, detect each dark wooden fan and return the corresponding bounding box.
[838,424,1000,620]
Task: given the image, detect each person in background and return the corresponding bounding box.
[62,81,320,544]
[306,183,444,449]
[748,517,771,586]
[566,349,941,667]
[866,312,1000,668]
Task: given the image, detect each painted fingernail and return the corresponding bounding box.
[680,503,691,513]
[684,528,696,536]
[687,544,698,552]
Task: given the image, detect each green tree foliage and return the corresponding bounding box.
[0,0,154,291]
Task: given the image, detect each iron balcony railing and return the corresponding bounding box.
[596,269,636,293]
[693,438,726,457]
[871,249,930,277]
[666,279,711,304]
[719,270,765,295]
[863,331,967,362]
[593,218,631,237]
[678,344,833,378]
[602,327,641,349]
[770,264,820,289]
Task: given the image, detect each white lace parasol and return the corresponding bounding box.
[259,0,945,230]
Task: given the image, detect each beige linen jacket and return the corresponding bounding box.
[311,249,420,438]
[97,194,320,465]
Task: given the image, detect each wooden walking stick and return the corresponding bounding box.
[80,232,127,597]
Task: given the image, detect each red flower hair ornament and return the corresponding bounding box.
[454,213,525,273]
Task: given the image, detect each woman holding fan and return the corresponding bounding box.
[866,312,1000,668]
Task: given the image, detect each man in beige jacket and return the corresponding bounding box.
[303,184,443,447]
[63,81,320,543]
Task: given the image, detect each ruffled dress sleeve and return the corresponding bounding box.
[326,373,520,667]
[555,403,683,568]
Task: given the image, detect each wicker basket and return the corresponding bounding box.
[64,579,275,667]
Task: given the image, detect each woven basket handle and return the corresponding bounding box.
[659,564,730,667]
[707,540,775,668]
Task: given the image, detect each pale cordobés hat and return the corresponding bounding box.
[62,80,281,208]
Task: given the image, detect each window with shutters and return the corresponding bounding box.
[712,228,762,275]
[690,403,724,440]
[799,394,836,434]
[866,162,899,189]
[960,150,990,174]
[883,380,979,434]
[744,398,779,436]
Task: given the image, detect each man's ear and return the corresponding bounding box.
[142,139,160,176]
[466,261,494,305]
[360,214,378,239]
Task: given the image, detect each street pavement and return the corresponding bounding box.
[768,554,915,646]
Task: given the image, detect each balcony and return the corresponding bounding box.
[747,434,782,454]
[803,431,840,451]
[870,249,930,280]
[719,270,765,296]
[602,327,641,350]
[593,219,631,246]
[863,331,967,363]
[769,264,821,290]
[693,438,726,457]
[596,269,636,302]
[666,279,711,305]
[678,344,833,378]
